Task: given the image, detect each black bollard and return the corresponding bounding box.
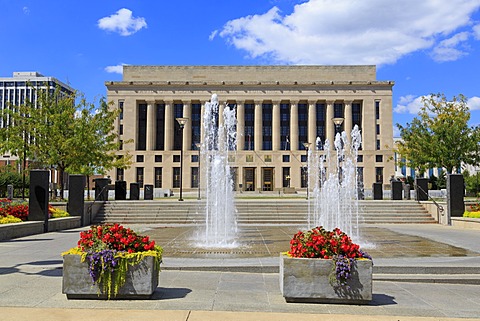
[29,170,49,232]
[68,175,86,225]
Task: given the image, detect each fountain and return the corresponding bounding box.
[199,94,238,247]
[308,125,363,240]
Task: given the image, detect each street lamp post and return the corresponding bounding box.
[176,117,188,201]
[302,142,311,200]
[332,117,344,135]
[195,142,201,200]
[332,117,345,182]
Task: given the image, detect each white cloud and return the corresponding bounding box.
[394,95,425,114]
[98,8,147,36]
[217,0,480,65]
[23,6,30,15]
[474,24,480,40]
[430,32,470,62]
[468,96,480,111]
[105,64,127,74]
[209,30,218,41]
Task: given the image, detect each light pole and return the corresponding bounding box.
[332,117,344,135]
[195,142,201,200]
[302,142,311,200]
[176,117,188,201]
[332,117,345,182]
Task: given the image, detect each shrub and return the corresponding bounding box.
[0,215,22,224]
[464,211,480,218]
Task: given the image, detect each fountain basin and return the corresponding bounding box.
[279,254,372,304]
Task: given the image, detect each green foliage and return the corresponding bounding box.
[463,170,480,196]
[396,93,480,174]
[0,166,27,197]
[0,87,132,198]
[463,211,480,218]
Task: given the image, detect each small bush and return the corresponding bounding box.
[0,215,22,224]
[463,211,480,218]
[50,206,70,218]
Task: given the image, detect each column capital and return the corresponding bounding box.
[146,100,156,105]
[326,100,335,105]
[343,100,353,106]
[308,100,317,106]
[290,100,298,106]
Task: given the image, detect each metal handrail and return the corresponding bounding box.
[86,183,110,225]
[414,182,444,217]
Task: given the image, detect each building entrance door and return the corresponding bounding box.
[262,168,274,191]
[244,168,255,191]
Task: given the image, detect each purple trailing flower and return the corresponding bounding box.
[85,249,120,284]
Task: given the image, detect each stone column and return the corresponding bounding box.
[272,101,280,151]
[236,101,245,151]
[146,101,156,151]
[254,101,263,151]
[325,100,334,149]
[164,101,173,151]
[308,101,316,147]
[183,101,192,151]
[290,101,298,151]
[344,100,353,141]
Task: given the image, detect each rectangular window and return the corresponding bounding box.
[301,155,307,162]
[352,102,362,131]
[155,155,162,162]
[119,101,124,120]
[301,167,308,188]
[116,168,124,181]
[282,155,290,162]
[316,103,326,143]
[244,103,255,150]
[191,155,199,162]
[357,155,363,162]
[376,139,381,150]
[137,103,147,150]
[173,155,180,162]
[155,104,165,150]
[191,103,202,150]
[246,154,253,162]
[375,101,380,120]
[173,103,183,150]
[376,124,380,135]
[264,155,272,162]
[136,167,144,188]
[262,103,272,150]
[375,167,383,183]
[173,167,181,188]
[298,103,308,149]
[154,167,162,188]
[280,103,290,150]
[283,167,291,188]
[191,167,199,188]
[375,155,383,162]
[136,155,144,162]
[119,124,123,135]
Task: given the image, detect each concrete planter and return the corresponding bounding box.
[280,254,372,304]
[62,254,159,299]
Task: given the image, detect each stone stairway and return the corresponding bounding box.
[92,199,436,225]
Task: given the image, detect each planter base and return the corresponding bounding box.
[280,254,372,304]
[62,254,159,300]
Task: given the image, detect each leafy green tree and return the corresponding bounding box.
[396,93,479,174]
[0,87,131,199]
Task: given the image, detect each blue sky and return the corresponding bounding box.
[1,0,479,136]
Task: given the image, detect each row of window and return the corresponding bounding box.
[133,154,386,164]
[129,101,364,152]
[117,166,384,190]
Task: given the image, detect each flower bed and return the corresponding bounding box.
[281,226,373,304]
[62,223,163,299]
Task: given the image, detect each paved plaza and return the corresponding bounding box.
[1,221,480,320]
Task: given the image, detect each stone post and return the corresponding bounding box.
[68,175,86,225]
[29,170,49,232]
[447,174,464,218]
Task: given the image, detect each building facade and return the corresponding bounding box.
[106,65,394,193]
[0,72,75,187]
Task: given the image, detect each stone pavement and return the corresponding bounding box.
[1,223,480,320]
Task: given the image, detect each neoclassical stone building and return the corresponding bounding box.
[106,65,394,193]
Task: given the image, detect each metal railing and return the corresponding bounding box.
[414,183,445,218]
[86,184,110,225]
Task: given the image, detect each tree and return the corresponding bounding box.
[396,93,479,174]
[0,87,131,199]
[68,97,132,195]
